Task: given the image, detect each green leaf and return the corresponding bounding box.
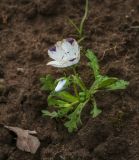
[57,107,72,118]
[48,94,79,108]
[95,75,118,89]
[48,96,71,108]
[91,106,102,118]
[91,99,102,118]
[40,75,55,91]
[42,110,58,118]
[64,100,88,132]
[72,75,87,91]
[90,75,118,94]
[90,75,129,94]
[54,91,79,103]
[86,50,100,78]
[107,80,129,90]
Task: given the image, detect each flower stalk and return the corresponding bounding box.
[72,67,79,97]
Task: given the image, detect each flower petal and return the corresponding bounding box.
[47,61,64,68]
[62,38,80,60]
[67,38,80,57]
[47,59,79,68]
[47,38,80,68]
[72,40,80,57]
[48,42,65,61]
[66,38,74,45]
[55,79,67,92]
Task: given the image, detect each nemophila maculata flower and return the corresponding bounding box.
[55,79,67,92]
[47,38,80,68]
[41,37,129,132]
[40,0,127,133]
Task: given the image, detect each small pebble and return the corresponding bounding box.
[131,9,135,13]
[17,68,24,74]
[0,79,5,84]
[125,15,129,18]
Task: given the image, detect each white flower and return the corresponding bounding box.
[55,79,67,92]
[47,38,80,68]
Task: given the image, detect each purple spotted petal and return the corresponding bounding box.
[49,46,56,52]
[66,38,74,45]
[69,58,76,62]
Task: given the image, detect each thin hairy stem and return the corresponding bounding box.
[79,0,89,37]
[72,67,79,97]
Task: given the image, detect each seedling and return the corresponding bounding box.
[40,38,129,132]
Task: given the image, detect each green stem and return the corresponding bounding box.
[77,36,86,44]
[70,100,80,107]
[73,66,87,92]
[73,67,77,76]
[72,67,79,97]
[79,0,89,38]
[68,18,80,34]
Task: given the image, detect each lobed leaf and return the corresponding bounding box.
[57,107,72,118]
[47,95,71,108]
[54,91,79,103]
[90,75,118,94]
[64,100,88,132]
[107,80,129,90]
[42,110,58,118]
[91,98,102,118]
[86,50,100,78]
[95,75,118,89]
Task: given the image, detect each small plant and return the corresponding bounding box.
[40,38,129,132]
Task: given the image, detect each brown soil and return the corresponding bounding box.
[0,0,139,159]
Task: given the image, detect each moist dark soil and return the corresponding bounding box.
[0,0,139,159]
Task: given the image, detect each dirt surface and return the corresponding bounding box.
[0,0,139,159]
